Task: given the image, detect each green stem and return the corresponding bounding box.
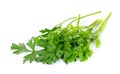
[77,14,80,26]
[59,17,77,26]
[83,19,102,29]
[58,11,101,26]
[98,12,112,32]
[95,12,112,36]
[80,11,101,19]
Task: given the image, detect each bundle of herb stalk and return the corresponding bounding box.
[11,11,112,64]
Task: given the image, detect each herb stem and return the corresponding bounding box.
[58,11,101,27]
[80,11,101,19]
[95,12,112,36]
[77,14,80,26]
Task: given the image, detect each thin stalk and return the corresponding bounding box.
[95,12,112,36]
[59,17,77,26]
[83,19,102,28]
[80,11,101,19]
[57,11,101,26]
[77,14,80,26]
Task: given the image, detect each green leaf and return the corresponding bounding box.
[39,28,51,33]
[56,49,63,58]
[23,52,36,63]
[26,37,36,50]
[35,50,57,64]
[11,43,30,54]
[80,49,93,62]
[66,53,77,63]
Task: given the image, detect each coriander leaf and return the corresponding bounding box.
[26,37,36,50]
[39,28,51,33]
[11,43,30,54]
[56,49,63,58]
[66,52,77,63]
[35,50,58,64]
[23,52,36,63]
[80,49,93,62]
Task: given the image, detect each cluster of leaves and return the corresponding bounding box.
[11,11,112,64]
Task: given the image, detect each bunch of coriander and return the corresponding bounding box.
[11,11,112,64]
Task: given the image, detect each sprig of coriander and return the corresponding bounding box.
[11,11,111,64]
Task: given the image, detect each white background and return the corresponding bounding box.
[0,0,120,74]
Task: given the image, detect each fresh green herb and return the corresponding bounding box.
[11,11,112,64]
